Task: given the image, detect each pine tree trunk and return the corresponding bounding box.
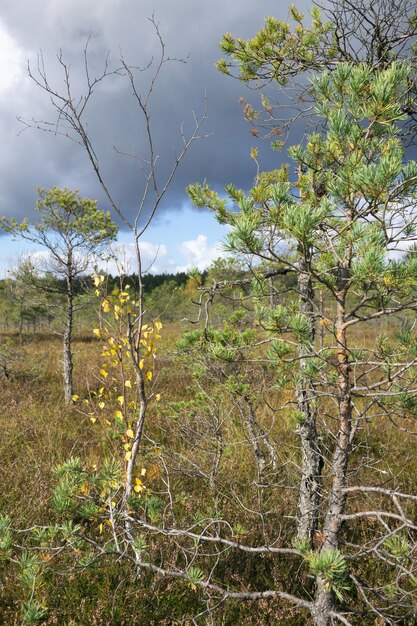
[19,303,23,346]
[63,262,74,405]
[296,254,323,544]
[312,580,333,626]
[268,275,275,307]
[313,285,352,623]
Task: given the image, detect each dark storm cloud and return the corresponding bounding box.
[0,0,312,228]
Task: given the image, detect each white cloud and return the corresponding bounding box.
[98,235,223,276]
[176,235,223,272]
[0,21,25,96]
[0,233,224,279]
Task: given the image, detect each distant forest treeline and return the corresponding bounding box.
[0,268,215,334]
[0,271,192,297]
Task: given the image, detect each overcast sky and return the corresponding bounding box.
[0,0,311,276]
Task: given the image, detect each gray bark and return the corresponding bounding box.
[239,401,267,479]
[296,254,323,544]
[313,262,352,624]
[18,303,23,346]
[312,578,334,626]
[63,255,74,405]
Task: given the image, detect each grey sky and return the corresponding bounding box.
[0,0,312,229]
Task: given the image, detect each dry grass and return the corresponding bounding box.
[0,334,103,524]
[1,318,417,625]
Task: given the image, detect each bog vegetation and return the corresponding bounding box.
[2,1,417,625]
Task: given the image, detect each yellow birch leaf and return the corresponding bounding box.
[139,359,144,369]
[90,417,97,423]
[140,467,147,476]
[126,428,134,439]
[125,451,132,461]
[146,370,153,381]
[72,394,79,401]
[155,394,161,401]
[100,369,108,378]
[102,300,111,313]
[99,523,103,534]
[117,396,124,406]
[93,328,101,338]
[123,443,131,451]
[155,321,162,330]
[114,410,123,419]
[125,380,132,388]
[94,276,100,287]
[98,401,105,409]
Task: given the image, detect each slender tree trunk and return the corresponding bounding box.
[63,262,74,405]
[238,399,267,480]
[124,239,148,573]
[268,275,275,307]
[319,290,324,350]
[19,302,23,346]
[296,253,323,544]
[312,577,334,626]
[313,277,352,624]
[125,367,147,501]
